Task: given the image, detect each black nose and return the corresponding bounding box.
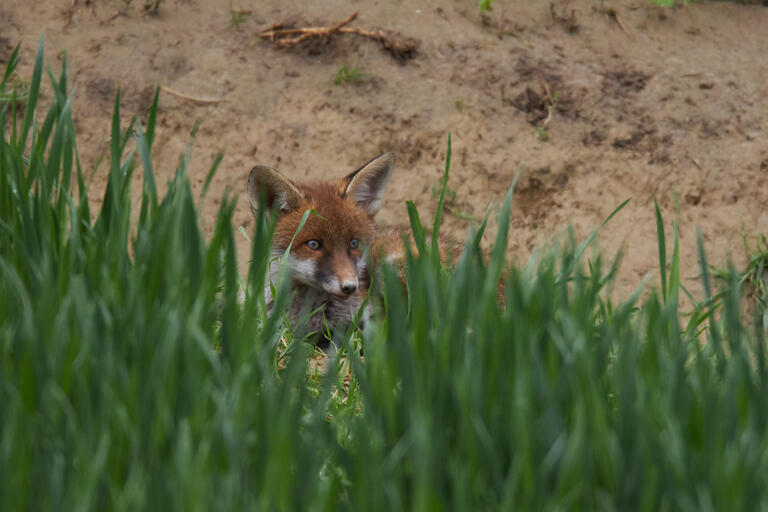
[341,282,357,295]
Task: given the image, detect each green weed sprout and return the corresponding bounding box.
[333,64,364,85]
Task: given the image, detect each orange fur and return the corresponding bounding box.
[248,153,399,342]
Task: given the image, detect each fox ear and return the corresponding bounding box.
[342,152,395,216]
[248,165,304,217]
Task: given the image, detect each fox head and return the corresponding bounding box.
[248,152,395,298]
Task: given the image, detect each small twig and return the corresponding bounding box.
[342,27,385,41]
[160,85,225,104]
[542,81,553,104]
[689,155,702,170]
[606,9,633,41]
[613,14,633,40]
[261,22,285,38]
[258,11,358,46]
[329,11,359,32]
[103,10,121,24]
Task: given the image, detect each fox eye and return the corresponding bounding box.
[306,239,322,250]
[350,239,359,249]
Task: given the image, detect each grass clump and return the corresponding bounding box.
[0,43,28,106]
[229,2,249,28]
[712,232,768,330]
[478,0,495,12]
[742,233,768,327]
[230,9,248,27]
[3,38,768,510]
[536,90,560,142]
[0,78,29,106]
[333,63,364,85]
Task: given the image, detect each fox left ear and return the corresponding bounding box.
[248,165,304,217]
[342,152,395,216]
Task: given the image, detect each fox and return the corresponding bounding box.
[247,152,403,341]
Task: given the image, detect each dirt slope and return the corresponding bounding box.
[3,0,768,300]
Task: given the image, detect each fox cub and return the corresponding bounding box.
[248,152,402,340]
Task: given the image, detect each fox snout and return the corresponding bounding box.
[285,253,361,297]
[321,254,360,297]
[340,280,358,295]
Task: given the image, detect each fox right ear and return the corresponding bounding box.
[342,152,396,216]
[248,165,304,217]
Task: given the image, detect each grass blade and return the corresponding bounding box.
[431,133,451,266]
[655,198,667,300]
[18,37,44,154]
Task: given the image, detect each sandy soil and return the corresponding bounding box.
[3,0,768,302]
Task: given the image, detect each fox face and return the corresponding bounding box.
[268,182,375,297]
[248,152,396,338]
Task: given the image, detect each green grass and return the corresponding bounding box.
[3,39,768,510]
[229,7,249,28]
[712,231,768,330]
[333,64,364,85]
[742,233,768,327]
[478,0,495,12]
[0,79,29,106]
[0,43,27,106]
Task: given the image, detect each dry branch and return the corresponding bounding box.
[257,12,418,62]
[160,86,225,105]
[605,8,634,41]
[259,11,359,45]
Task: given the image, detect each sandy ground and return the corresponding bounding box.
[3,0,768,302]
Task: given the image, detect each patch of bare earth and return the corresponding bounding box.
[5,0,768,303]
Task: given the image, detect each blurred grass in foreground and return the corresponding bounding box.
[2,39,768,511]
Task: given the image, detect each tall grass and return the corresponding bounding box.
[2,40,768,510]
